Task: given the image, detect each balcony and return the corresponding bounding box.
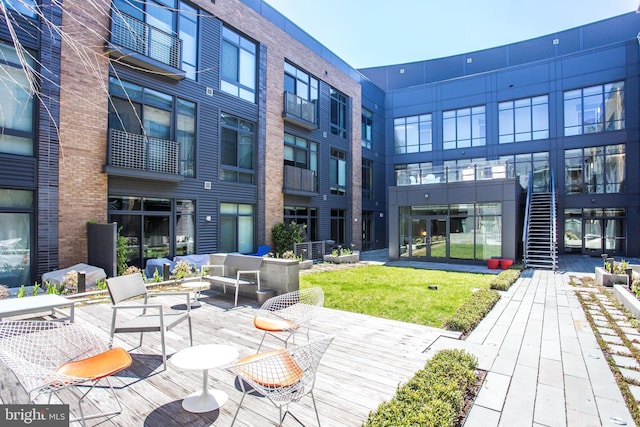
[105,129,184,182]
[282,92,317,129]
[283,165,317,195]
[395,161,511,186]
[105,10,185,80]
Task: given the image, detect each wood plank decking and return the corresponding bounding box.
[0,289,459,426]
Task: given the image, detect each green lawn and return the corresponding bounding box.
[300,265,493,328]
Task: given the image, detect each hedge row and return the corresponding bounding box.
[488,268,522,291]
[442,289,501,334]
[363,349,478,427]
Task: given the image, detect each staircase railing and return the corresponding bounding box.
[550,171,558,270]
[522,172,533,266]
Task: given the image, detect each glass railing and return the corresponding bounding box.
[108,129,180,175]
[283,92,317,125]
[284,165,317,193]
[110,11,182,69]
[395,160,510,186]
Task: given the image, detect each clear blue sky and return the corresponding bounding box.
[265,0,638,69]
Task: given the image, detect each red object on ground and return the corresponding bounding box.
[500,259,513,270]
[487,259,500,269]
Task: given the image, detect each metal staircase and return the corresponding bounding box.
[523,173,558,270]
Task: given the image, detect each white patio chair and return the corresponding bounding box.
[226,335,334,426]
[0,320,132,426]
[106,273,193,370]
[253,287,324,352]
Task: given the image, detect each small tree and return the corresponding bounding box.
[271,221,306,255]
[116,227,131,276]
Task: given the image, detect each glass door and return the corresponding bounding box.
[410,217,449,260]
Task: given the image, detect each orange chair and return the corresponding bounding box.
[226,336,334,426]
[0,320,132,425]
[253,287,324,352]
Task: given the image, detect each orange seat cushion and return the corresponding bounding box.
[236,349,303,387]
[56,347,132,381]
[254,315,297,332]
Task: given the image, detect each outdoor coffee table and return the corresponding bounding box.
[170,344,238,413]
[0,294,75,323]
[180,281,210,308]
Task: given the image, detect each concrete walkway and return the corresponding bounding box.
[359,250,637,426]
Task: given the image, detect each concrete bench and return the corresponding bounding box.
[204,254,263,306]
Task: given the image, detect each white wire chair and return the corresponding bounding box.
[253,287,324,352]
[226,335,334,427]
[0,320,132,426]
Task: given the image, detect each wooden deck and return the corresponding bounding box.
[0,289,459,426]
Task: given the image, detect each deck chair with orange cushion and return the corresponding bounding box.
[253,287,324,352]
[226,335,334,427]
[0,320,132,426]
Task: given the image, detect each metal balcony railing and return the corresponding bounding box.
[283,91,317,126]
[108,129,180,175]
[284,165,317,193]
[110,11,182,69]
[395,160,510,186]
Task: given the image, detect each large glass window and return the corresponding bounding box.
[330,209,347,245]
[499,95,548,143]
[330,148,347,196]
[362,158,373,200]
[284,134,317,170]
[109,196,192,267]
[284,206,317,241]
[475,203,501,260]
[220,203,254,254]
[1,0,37,18]
[362,108,373,149]
[330,87,348,138]
[0,42,35,156]
[564,144,625,194]
[0,189,32,287]
[284,62,318,103]
[564,208,625,255]
[564,81,624,136]
[393,114,432,153]
[499,152,549,190]
[112,0,197,76]
[108,77,196,176]
[221,26,256,103]
[443,106,485,149]
[220,112,255,184]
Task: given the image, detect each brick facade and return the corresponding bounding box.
[57,0,110,266]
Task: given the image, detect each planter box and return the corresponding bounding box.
[595,266,628,287]
[614,285,640,319]
[323,252,360,264]
[299,260,313,270]
[486,259,500,269]
[500,259,513,270]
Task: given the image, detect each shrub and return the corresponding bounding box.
[172,260,193,279]
[489,269,521,291]
[364,349,478,427]
[0,285,8,299]
[271,221,306,255]
[442,289,501,334]
[116,227,131,276]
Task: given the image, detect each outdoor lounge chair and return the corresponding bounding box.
[0,320,132,426]
[253,287,324,352]
[106,272,193,370]
[226,336,334,427]
[249,244,271,256]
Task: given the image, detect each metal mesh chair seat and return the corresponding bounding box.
[226,336,334,426]
[0,320,132,425]
[254,287,324,351]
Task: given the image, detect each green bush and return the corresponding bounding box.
[271,221,306,255]
[442,289,501,334]
[363,349,478,427]
[489,269,521,291]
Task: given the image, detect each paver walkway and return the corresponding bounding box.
[360,250,639,426]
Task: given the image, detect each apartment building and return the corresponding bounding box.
[0,0,638,286]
